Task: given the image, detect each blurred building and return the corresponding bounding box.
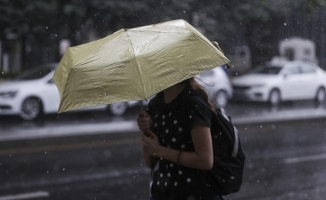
[226,45,251,75]
[279,37,318,64]
[0,34,21,73]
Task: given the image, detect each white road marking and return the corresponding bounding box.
[0,191,49,200]
[284,153,326,164]
[0,168,150,191]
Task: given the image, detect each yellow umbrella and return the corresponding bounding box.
[52,19,230,113]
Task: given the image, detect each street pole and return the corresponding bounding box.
[321,27,325,70]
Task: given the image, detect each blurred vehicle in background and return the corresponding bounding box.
[231,60,326,106]
[196,66,233,108]
[0,63,143,121]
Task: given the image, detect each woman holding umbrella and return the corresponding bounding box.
[137,77,224,200]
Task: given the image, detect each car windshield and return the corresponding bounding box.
[250,64,283,75]
[15,67,54,80]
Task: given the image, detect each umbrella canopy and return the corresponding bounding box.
[52,19,230,113]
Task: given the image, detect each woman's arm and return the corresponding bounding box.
[143,125,213,170]
[141,135,158,169]
[137,111,156,168]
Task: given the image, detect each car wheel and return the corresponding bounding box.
[19,97,43,121]
[268,89,281,106]
[109,102,128,116]
[214,90,228,108]
[315,87,326,104]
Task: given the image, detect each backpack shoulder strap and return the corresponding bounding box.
[214,108,239,157]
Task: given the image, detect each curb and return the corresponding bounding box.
[232,108,326,125]
[1,108,326,149]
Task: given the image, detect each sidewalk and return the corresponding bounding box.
[230,106,326,124]
[1,106,326,144]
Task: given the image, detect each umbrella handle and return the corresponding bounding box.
[139,100,152,137]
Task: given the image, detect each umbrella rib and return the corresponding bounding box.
[125,30,147,100]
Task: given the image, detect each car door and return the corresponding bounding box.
[299,64,318,99]
[281,66,302,100]
[41,73,60,113]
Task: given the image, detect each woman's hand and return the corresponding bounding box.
[140,130,160,157]
[137,110,152,134]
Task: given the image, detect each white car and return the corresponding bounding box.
[0,63,142,120]
[196,66,233,108]
[231,60,326,106]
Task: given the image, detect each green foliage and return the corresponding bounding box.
[197,0,326,66]
[0,0,58,38]
[0,0,325,67]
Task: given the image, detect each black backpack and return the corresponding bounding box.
[206,107,246,196]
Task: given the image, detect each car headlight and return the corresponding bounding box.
[0,91,18,98]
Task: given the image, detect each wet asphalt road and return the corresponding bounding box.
[1,119,326,200]
[1,101,326,199]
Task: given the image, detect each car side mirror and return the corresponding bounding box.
[283,74,288,79]
[48,79,54,84]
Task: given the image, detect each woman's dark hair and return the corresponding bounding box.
[151,77,217,114]
[185,77,217,114]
